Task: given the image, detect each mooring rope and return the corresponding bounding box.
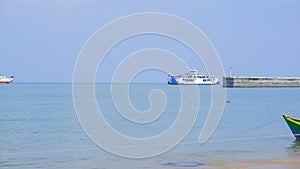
[2,133,298,157]
[206,133,297,143]
[242,117,282,133]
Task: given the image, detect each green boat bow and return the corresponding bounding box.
[283,114,300,140]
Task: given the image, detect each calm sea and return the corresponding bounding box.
[1,83,300,168]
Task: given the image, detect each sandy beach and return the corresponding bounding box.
[204,157,300,169]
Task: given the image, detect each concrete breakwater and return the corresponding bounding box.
[223,76,300,88]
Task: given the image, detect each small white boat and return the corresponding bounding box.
[168,70,219,85]
[0,74,14,84]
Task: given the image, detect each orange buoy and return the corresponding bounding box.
[226,100,231,103]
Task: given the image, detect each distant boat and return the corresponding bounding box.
[0,74,14,84]
[283,114,300,140]
[168,70,219,85]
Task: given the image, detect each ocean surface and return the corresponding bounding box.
[1,83,300,169]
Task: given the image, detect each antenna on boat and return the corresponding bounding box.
[229,66,232,77]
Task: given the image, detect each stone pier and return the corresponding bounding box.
[223,76,300,88]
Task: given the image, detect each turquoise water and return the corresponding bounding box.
[1,83,300,168]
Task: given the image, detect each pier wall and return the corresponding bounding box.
[223,76,300,88]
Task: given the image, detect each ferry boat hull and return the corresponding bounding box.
[0,75,14,84]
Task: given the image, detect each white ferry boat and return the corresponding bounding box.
[0,74,14,84]
[168,70,219,85]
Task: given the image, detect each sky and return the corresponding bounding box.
[1,0,300,82]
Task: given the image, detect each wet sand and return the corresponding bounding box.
[204,156,300,169]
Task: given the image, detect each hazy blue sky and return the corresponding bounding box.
[1,0,299,82]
